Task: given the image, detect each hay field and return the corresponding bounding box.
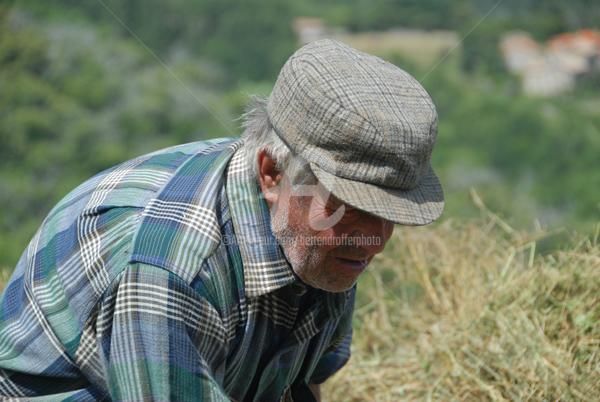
[335,29,460,67]
[0,269,10,292]
[323,215,599,401]
[0,214,597,401]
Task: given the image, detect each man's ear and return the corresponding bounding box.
[257,149,283,207]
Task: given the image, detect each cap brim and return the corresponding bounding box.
[310,163,444,226]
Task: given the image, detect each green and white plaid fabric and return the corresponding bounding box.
[0,138,354,401]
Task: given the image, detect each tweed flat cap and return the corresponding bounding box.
[267,39,444,225]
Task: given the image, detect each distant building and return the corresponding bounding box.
[500,32,543,74]
[292,17,459,67]
[549,29,600,59]
[522,59,575,97]
[293,17,327,45]
[548,29,600,75]
[500,29,600,96]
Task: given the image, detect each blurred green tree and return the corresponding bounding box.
[194,0,297,82]
[0,8,234,266]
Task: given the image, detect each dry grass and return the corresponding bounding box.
[0,209,597,401]
[323,215,599,401]
[0,268,11,292]
[334,30,460,67]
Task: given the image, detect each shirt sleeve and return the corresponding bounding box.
[308,289,355,385]
[94,263,231,401]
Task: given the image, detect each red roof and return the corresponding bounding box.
[549,29,600,49]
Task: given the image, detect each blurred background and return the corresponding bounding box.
[1,2,599,399]
[1,0,599,267]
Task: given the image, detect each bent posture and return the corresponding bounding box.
[0,39,443,401]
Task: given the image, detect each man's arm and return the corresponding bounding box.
[309,289,355,388]
[308,383,321,402]
[94,263,230,401]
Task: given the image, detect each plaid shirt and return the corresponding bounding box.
[0,138,354,401]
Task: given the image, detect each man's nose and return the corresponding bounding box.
[351,211,394,255]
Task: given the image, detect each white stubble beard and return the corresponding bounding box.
[269,198,326,289]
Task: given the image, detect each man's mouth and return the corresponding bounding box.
[334,257,369,271]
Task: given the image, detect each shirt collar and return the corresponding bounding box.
[226,146,297,298]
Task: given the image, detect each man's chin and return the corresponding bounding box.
[321,283,356,293]
[296,273,357,293]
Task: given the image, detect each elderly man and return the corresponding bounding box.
[0,39,443,401]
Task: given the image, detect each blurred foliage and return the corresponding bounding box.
[1,1,599,267]
[0,8,235,264]
[16,0,297,83]
[424,66,600,228]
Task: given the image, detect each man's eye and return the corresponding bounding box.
[325,202,344,215]
[326,204,361,224]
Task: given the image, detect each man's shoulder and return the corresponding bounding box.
[20,137,243,326]
[127,138,243,284]
[48,137,239,217]
[31,137,241,292]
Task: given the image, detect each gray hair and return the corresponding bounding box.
[241,96,316,187]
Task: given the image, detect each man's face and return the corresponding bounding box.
[269,177,394,293]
